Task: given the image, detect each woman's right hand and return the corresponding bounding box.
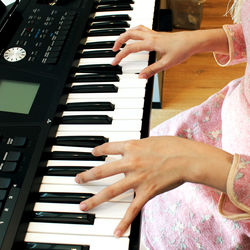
[112,25,229,79]
[111,25,198,79]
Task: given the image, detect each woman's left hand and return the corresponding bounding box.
[75,136,232,237]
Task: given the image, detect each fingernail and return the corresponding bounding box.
[139,73,147,79]
[114,229,122,238]
[111,59,116,65]
[75,174,82,184]
[80,203,88,211]
[91,148,96,155]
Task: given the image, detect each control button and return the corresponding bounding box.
[68,11,76,16]
[5,151,21,162]
[48,51,60,58]
[2,162,17,173]
[0,190,7,201]
[52,40,64,47]
[62,20,73,26]
[45,57,58,64]
[60,25,71,31]
[5,136,27,147]
[35,41,43,47]
[0,177,11,189]
[50,46,62,53]
[56,34,67,41]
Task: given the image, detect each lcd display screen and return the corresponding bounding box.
[0,80,40,114]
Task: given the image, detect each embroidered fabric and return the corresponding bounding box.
[141,1,250,249]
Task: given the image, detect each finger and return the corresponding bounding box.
[79,178,133,211]
[112,29,147,52]
[92,141,128,156]
[75,159,124,183]
[113,195,146,237]
[112,41,152,65]
[138,58,168,79]
[131,24,151,32]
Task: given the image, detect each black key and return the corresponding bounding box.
[45,151,106,161]
[100,0,134,4]
[37,192,94,203]
[96,4,133,12]
[5,151,21,161]
[2,161,17,172]
[31,211,95,224]
[0,190,7,201]
[75,64,122,74]
[66,84,118,93]
[93,14,131,22]
[54,115,113,124]
[22,242,89,250]
[41,166,92,176]
[73,74,119,82]
[5,136,27,147]
[58,102,115,111]
[52,135,108,147]
[90,20,130,29]
[88,28,126,36]
[81,49,119,58]
[0,177,11,189]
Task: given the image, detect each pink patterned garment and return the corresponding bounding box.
[141,1,250,249]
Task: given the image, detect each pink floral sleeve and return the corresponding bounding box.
[214,24,247,66]
[219,154,250,220]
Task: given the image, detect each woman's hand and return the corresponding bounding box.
[75,136,232,237]
[112,25,229,79]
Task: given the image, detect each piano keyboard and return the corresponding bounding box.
[0,0,159,249]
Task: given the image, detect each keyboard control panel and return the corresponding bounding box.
[4,7,76,64]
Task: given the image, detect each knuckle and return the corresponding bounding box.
[92,167,103,179]
[84,197,96,209]
[124,140,137,151]
[136,25,144,30]
[105,186,117,199]
[145,38,154,48]
[129,204,140,216]
[124,44,133,53]
[159,58,168,68]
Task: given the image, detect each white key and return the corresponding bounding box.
[39,184,134,202]
[41,174,124,186]
[71,80,146,89]
[50,146,96,152]
[27,218,130,236]
[86,35,119,43]
[62,109,143,120]
[33,202,130,219]
[57,120,142,132]
[78,58,148,74]
[67,88,145,99]
[78,55,149,64]
[46,154,121,166]
[25,233,130,250]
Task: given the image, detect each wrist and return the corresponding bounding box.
[190,29,229,55]
[184,147,233,193]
